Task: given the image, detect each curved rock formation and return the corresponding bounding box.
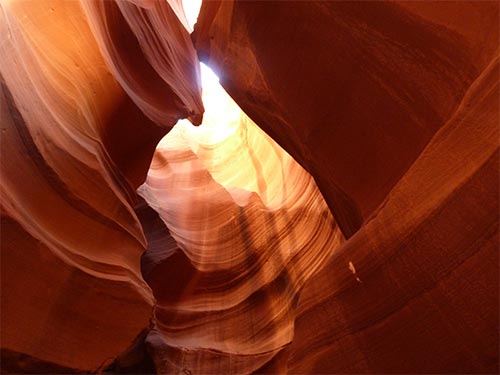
[1,0,498,373]
[0,0,201,371]
[80,0,204,128]
[289,54,499,374]
[194,0,499,237]
[138,81,344,373]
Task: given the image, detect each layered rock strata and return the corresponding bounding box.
[0,0,498,373]
[289,55,500,374]
[0,0,202,371]
[138,83,344,373]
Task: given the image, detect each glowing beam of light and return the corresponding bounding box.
[182,0,202,30]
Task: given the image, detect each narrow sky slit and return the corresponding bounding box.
[183,0,202,30]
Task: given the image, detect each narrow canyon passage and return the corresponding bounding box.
[137,61,344,373]
[0,0,498,374]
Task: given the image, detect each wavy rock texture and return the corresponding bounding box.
[289,55,500,374]
[194,0,499,237]
[80,0,204,128]
[138,83,344,374]
[1,0,499,373]
[0,0,202,371]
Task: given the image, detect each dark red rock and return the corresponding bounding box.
[1,0,498,373]
[288,55,499,374]
[194,0,498,237]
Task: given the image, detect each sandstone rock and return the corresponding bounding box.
[0,0,202,371]
[1,0,498,373]
[138,84,344,373]
[289,55,499,374]
[81,0,204,128]
[194,0,498,236]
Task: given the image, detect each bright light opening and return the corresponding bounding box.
[162,0,240,144]
[182,0,202,30]
[152,0,296,208]
[162,62,240,147]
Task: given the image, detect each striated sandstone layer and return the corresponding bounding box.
[138,80,344,374]
[0,0,202,371]
[1,0,498,373]
[80,0,204,129]
[288,55,500,374]
[194,0,499,237]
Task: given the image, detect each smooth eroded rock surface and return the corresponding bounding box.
[138,83,344,373]
[0,0,202,371]
[1,0,498,373]
[289,55,499,374]
[194,0,498,236]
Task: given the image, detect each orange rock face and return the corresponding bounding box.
[289,55,499,374]
[1,0,498,373]
[0,0,199,371]
[138,84,344,373]
[194,0,498,236]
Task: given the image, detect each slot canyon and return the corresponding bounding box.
[0,0,499,374]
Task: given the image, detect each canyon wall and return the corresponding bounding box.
[0,0,201,371]
[1,0,498,373]
[194,0,499,236]
[289,54,499,374]
[193,1,499,372]
[138,92,344,373]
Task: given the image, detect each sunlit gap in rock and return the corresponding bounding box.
[135,2,345,371]
[182,0,202,31]
[152,0,290,208]
[171,0,240,143]
[168,62,241,145]
[154,60,291,208]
